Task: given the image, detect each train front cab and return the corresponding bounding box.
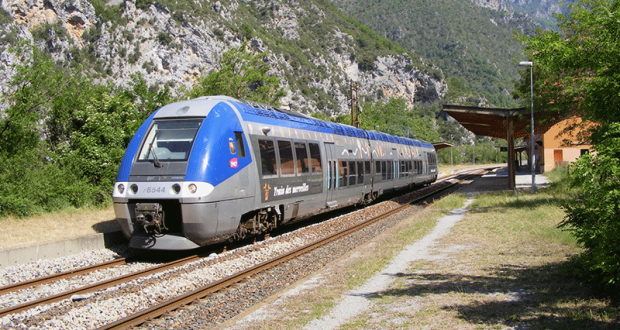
[113,97,256,250]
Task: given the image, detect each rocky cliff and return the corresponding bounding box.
[469,0,563,22]
[0,0,447,114]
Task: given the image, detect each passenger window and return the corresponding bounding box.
[258,140,277,177]
[278,140,295,176]
[339,160,348,187]
[382,161,387,180]
[349,161,356,186]
[294,142,309,175]
[358,161,364,184]
[365,161,371,176]
[375,161,381,181]
[235,132,246,158]
[328,161,331,190]
[309,143,323,174]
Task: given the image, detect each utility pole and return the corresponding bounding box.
[350,80,360,128]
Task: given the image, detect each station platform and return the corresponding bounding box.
[457,166,550,196]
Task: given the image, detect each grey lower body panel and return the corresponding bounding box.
[114,203,133,239]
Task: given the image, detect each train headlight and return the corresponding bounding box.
[130,184,139,194]
[117,184,125,194]
[172,184,181,194]
[188,184,197,194]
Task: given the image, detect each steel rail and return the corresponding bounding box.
[0,254,201,318]
[98,169,488,330]
[0,258,128,296]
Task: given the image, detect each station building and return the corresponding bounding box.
[441,104,596,188]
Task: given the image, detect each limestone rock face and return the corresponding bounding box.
[468,0,563,21]
[0,0,446,113]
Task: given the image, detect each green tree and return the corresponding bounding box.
[0,47,63,158]
[515,0,620,125]
[0,46,170,216]
[359,98,440,143]
[517,0,620,292]
[189,42,285,105]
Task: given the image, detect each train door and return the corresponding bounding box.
[324,142,338,207]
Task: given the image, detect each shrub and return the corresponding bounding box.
[559,123,620,294]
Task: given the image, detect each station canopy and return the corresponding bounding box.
[432,142,453,151]
[441,104,558,140]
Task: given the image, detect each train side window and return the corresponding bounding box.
[375,161,382,181]
[382,161,387,180]
[365,161,371,176]
[358,161,364,184]
[234,132,246,158]
[339,160,348,187]
[294,142,309,175]
[278,140,295,176]
[333,161,338,188]
[258,139,277,177]
[309,143,322,174]
[327,161,331,190]
[349,161,357,186]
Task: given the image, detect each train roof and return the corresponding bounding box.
[155,96,435,150]
[229,98,435,150]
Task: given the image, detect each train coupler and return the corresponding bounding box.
[135,203,168,235]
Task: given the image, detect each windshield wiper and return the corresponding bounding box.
[151,148,164,168]
[146,136,164,168]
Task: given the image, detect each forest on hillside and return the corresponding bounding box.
[335,0,540,107]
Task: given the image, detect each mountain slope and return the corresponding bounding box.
[0,0,447,115]
[334,0,542,107]
[470,0,566,28]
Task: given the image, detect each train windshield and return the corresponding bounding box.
[138,119,203,162]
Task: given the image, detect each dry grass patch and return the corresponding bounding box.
[0,206,118,250]
[348,188,620,329]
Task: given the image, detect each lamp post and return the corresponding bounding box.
[519,60,535,194]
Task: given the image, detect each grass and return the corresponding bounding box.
[0,206,118,250]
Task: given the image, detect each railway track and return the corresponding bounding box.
[0,167,490,329]
[99,168,489,329]
[0,255,204,318]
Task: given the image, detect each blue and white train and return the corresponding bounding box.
[112,96,438,250]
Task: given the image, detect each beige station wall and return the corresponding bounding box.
[540,117,595,172]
